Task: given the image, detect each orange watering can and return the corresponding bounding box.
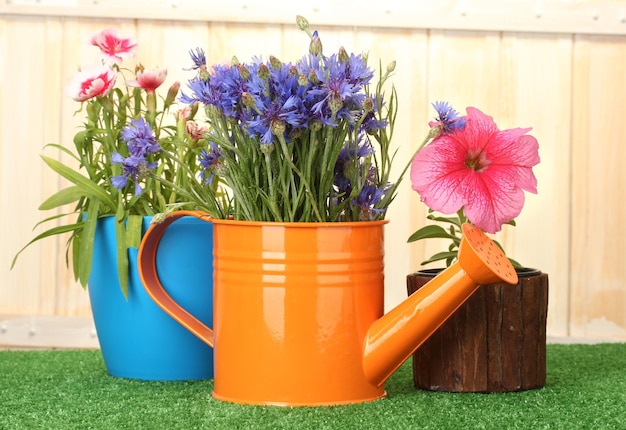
[138,210,517,406]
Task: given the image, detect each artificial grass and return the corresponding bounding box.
[1,344,625,429]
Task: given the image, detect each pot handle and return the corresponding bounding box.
[138,210,215,348]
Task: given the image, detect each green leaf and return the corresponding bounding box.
[115,200,129,299]
[125,215,143,249]
[115,217,129,300]
[38,186,84,210]
[78,200,100,287]
[509,257,522,268]
[43,143,81,164]
[40,155,116,211]
[426,214,462,228]
[11,223,82,270]
[421,251,459,266]
[407,225,454,243]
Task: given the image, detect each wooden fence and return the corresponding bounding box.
[1,0,625,347]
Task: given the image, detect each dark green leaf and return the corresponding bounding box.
[407,225,454,243]
[421,251,458,266]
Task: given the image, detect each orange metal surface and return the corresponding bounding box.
[138,213,517,406]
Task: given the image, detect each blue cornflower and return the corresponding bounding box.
[360,96,389,134]
[110,152,157,196]
[307,53,372,125]
[333,141,375,194]
[180,64,242,118]
[111,118,161,196]
[186,48,207,71]
[121,118,160,156]
[431,101,467,135]
[352,184,389,220]
[243,60,305,144]
[198,141,222,184]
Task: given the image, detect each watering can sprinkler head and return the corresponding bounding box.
[457,223,518,286]
[362,223,518,388]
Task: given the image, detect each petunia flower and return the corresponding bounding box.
[65,64,117,102]
[90,28,137,66]
[126,67,167,92]
[410,107,540,233]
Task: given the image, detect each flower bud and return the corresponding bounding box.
[189,101,199,120]
[362,97,374,113]
[231,56,240,67]
[427,125,442,140]
[387,60,396,74]
[270,119,286,137]
[238,64,251,80]
[199,69,210,81]
[241,92,256,110]
[260,142,275,154]
[164,81,180,108]
[269,55,282,70]
[309,119,322,132]
[309,31,323,56]
[329,93,343,115]
[296,15,309,32]
[298,73,308,87]
[257,63,270,81]
[338,47,349,64]
[174,106,191,122]
[289,127,303,140]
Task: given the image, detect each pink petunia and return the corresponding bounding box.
[66,64,117,102]
[126,67,167,92]
[410,107,540,233]
[90,28,137,66]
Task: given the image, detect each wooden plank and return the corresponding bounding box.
[495,32,573,337]
[0,17,50,315]
[3,0,626,35]
[0,315,98,349]
[571,34,626,339]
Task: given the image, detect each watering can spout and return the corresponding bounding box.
[362,223,518,387]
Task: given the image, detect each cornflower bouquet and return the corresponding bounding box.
[178,16,400,222]
[408,102,540,267]
[13,29,223,295]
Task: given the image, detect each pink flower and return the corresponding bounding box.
[186,121,207,140]
[90,28,137,66]
[126,67,167,92]
[410,107,540,233]
[65,65,117,102]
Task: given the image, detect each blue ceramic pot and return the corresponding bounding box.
[88,216,214,380]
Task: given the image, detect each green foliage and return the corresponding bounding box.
[12,47,224,297]
[408,209,520,267]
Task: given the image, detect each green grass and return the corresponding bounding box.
[1,343,625,429]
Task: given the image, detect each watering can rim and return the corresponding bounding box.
[203,216,388,228]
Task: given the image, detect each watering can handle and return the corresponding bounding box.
[138,210,215,348]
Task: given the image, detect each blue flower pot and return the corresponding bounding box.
[88,216,214,380]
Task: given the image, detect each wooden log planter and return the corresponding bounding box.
[406,268,549,393]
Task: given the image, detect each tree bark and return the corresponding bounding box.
[406,269,548,392]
